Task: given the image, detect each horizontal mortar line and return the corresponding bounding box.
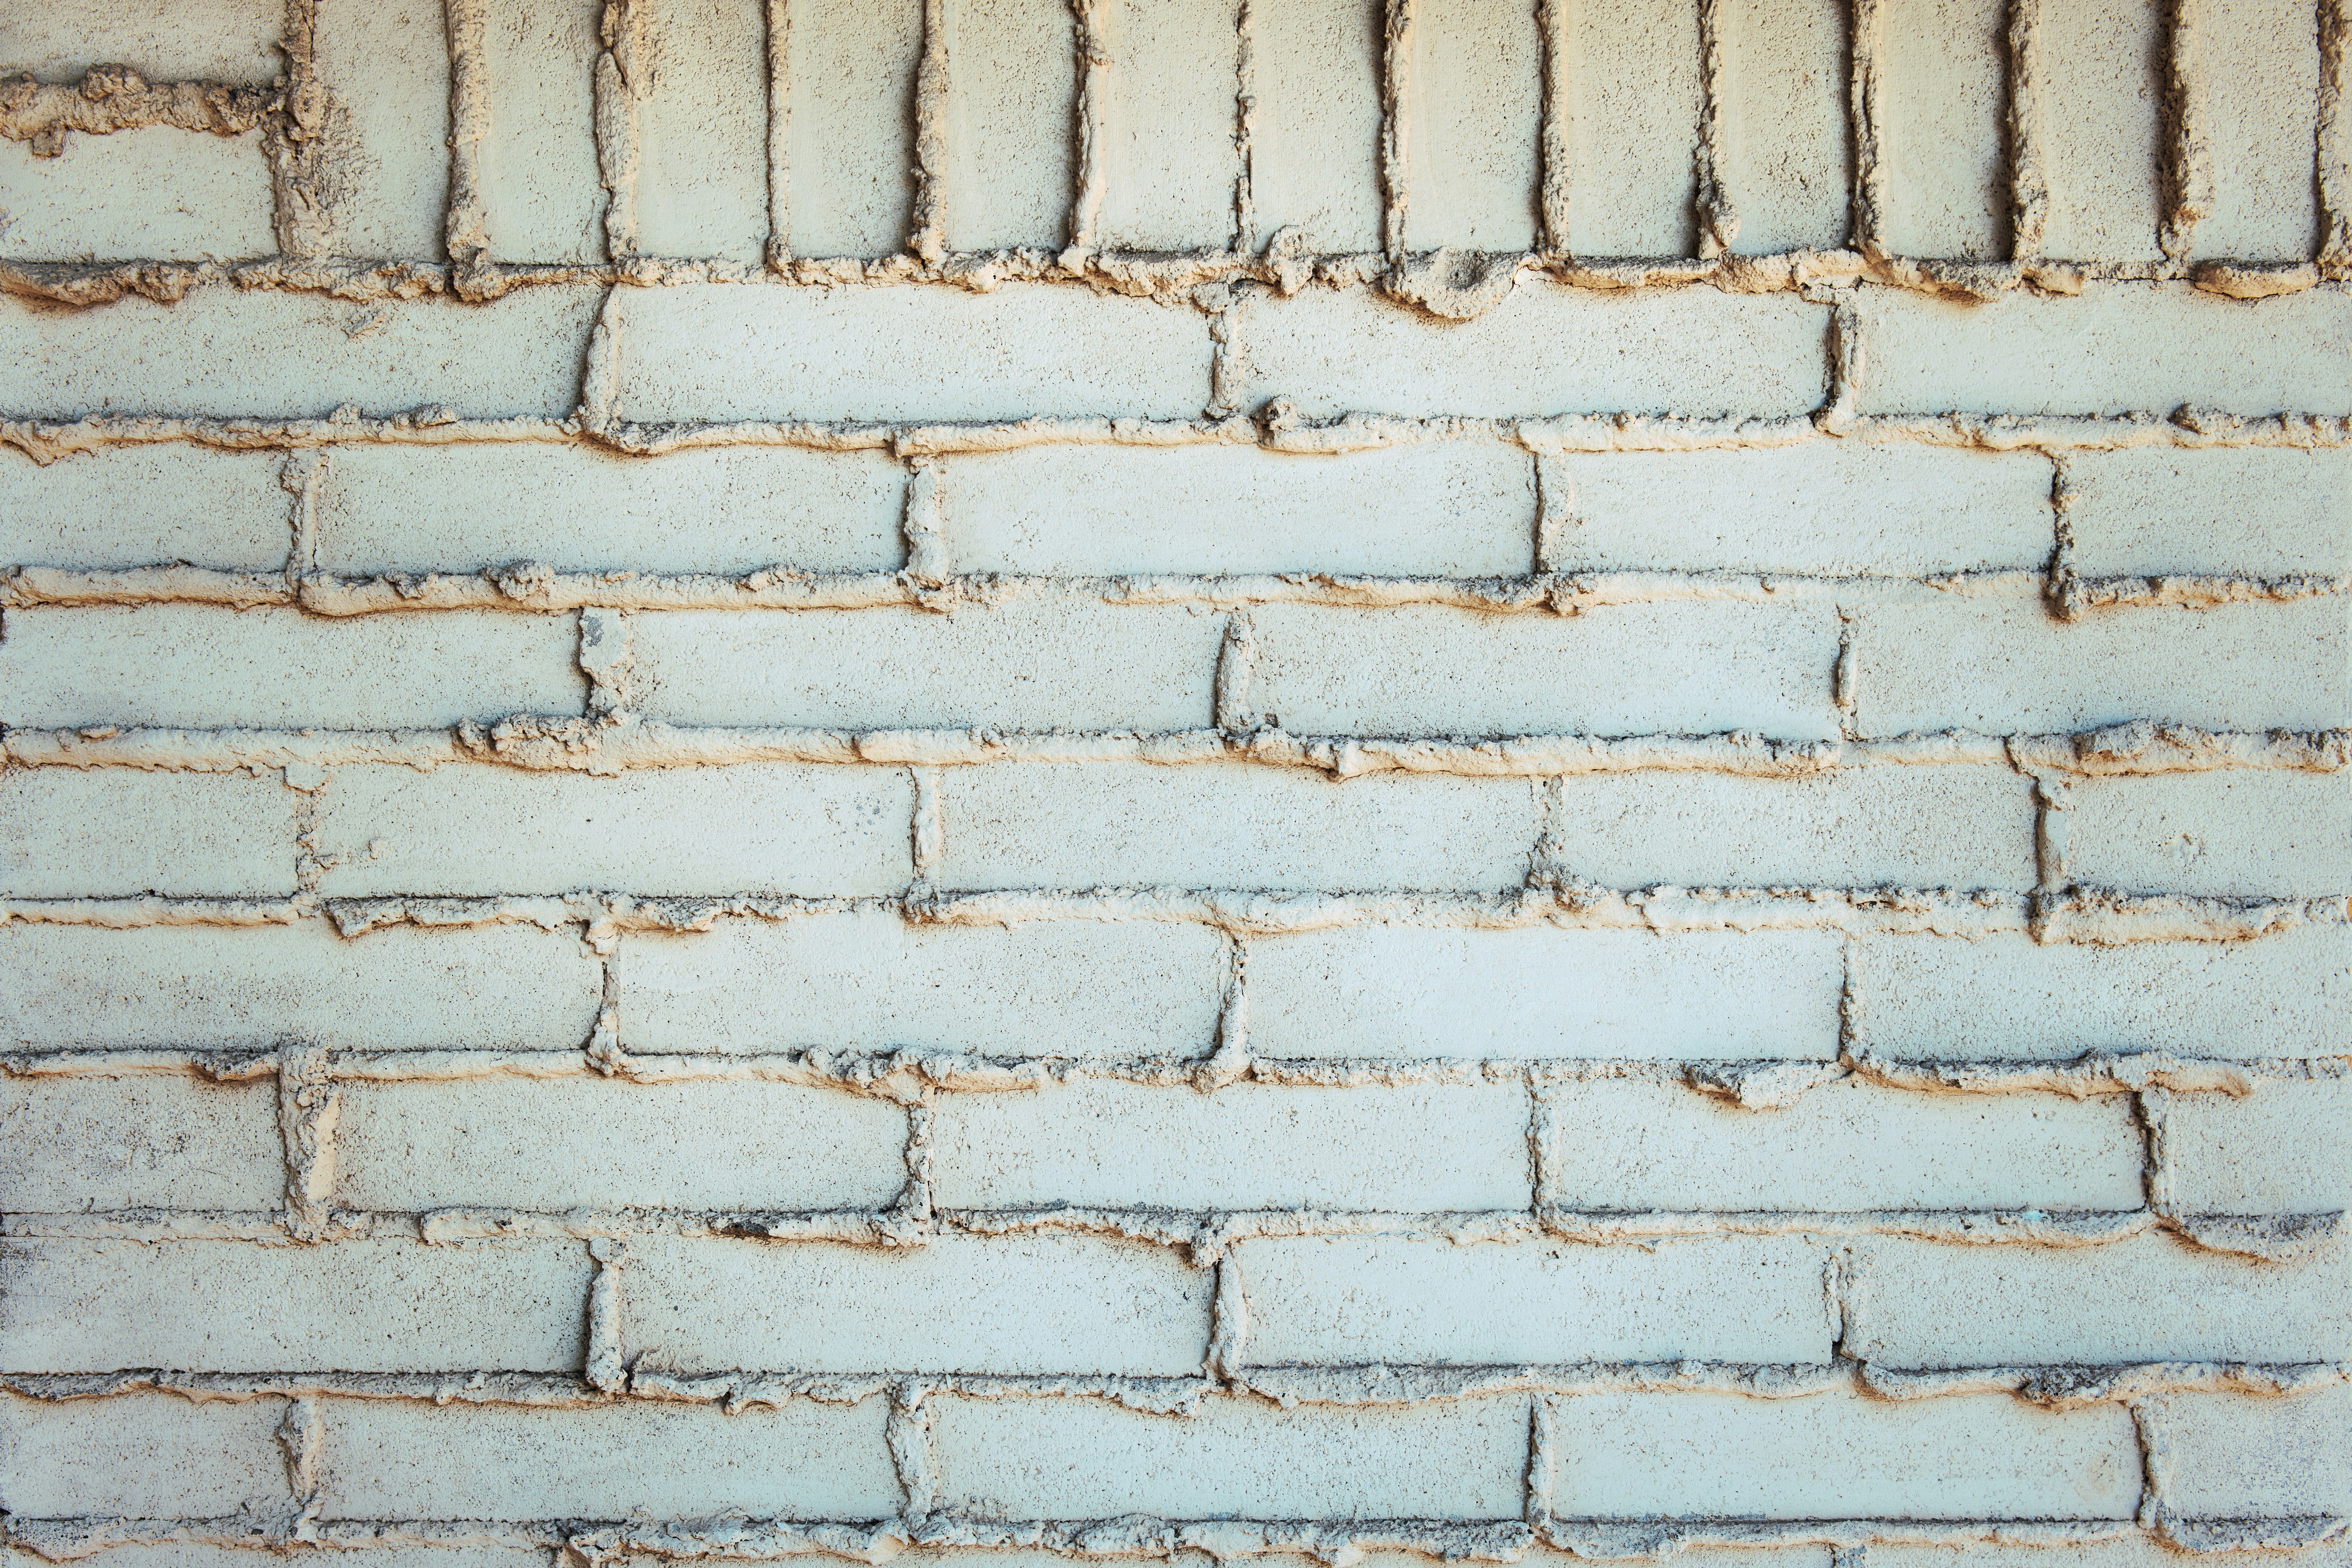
[11,720,2344,779]
[0,72,276,141]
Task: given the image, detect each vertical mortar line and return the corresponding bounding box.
[1821,289,1863,431]
[2130,1396,2174,1530]
[276,1394,326,1533]
[2042,451,2079,619]
[587,943,624,1071]
[1524,1391,1555,1529]
[1832,610,1858,741]
[1531,774,1567,886]
[1380,0,1415,261]
[910,766,945,884]
[1694,0,1739,259]
[580,285,626,434]
[578,606,636,717]
[280,451,327,595]
[2004,0,2047,261]
[444,0,492,271]
[2159,0,2208,266]
[888,1381,938,1522]
[1536,0,1573,256]
[1204,1249,1249,1381]
[764,0,791,269]
[2135,1087,2177,1219]
[1524,1074,1553,1216]
[594,0,649,263]
[1067,0,1113,256]
[1846,0,1887,260]
[1214,612,1259,734]
[910,0,951,264]
[1198,930,1251,1088]
[2322,0,2351,274]
[585,1237,629,1392]
[269,0,332,258]
[898,1100,937,1225]
[277,1044,341,1242]
[1836,934,1861,1068]
[1531,449,1575,574]
[2031,772,2071,894]
[902,460,948,586]
[1232,0,1257,256]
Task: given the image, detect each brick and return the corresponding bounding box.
[930,1080,1532,1212]
[1539,445,2052,575]
[313,762,912,897]
[933,762,1544,891]
[1850,600,2350,735]
[631,601,1223,730]
[1235,1234,1833,1366]
[776,0,919,259]
[0,445,288,571]
[318,442,905,575]
[1247,602,1841,738]
[480,0,601,264]
[612,283,1213,423]
[637,0,768,262]
[2039,0,2164,261]
[1852,926,2352,1061]
[2166,1384,2352,1516]
[1543,769,2035,890]
[2197,0,2322,262]
[1877,0,2005,259]
[0,920,604,1051]
[1247,926,1844,1060]
[315,0,452,259]
[1559,0,1698,257]
[2065,772,2352,898]
[1853,284,2352,416]
[2166,1080,2352,1214]
[0,1075,280,1211]
[2064,448,2351,577]
[0,1238,590,1373]
[0,1391,289,1518]
[0,288,603,420]
[623,1233,1211,1376]
[1549,1390,2140,1519]
[939,436,1537,578]
[0,0,282,83]
[1718,0,1849,255]
[317,1395,899,1521]
[0,768,295,898]
[1538,1078,2146,1212]
[1248,0,1383,254]
[334,1076,908,1212]
[939,0,1077,252]
[1407,0,1542,252]
[1229,283,1829,418]
[0,605,583,729]
[1847,1232,2352,1365]
[0,130,271,262]
[1097,0,1240,253]
[622,910,1225,1057]
[929,1390,1528,1519]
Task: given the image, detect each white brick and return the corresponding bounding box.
[2166,1384,2352,1516]
[481,0,602,264]
[614,283,1212,423]
[623,910,1225,1057]
[1544,769,2035,890]
[1550,1390,2141,1519]
[0,921,604,1051]
[930,1391,1528,1519]
[1230,284,1828,418]
[944,436,1535,578]
[0,445,288,570]
[1877,0,2004,259]
[2197,0,2321,262]
[0,0,282,83]
[0,1238,590,1372]
[1235,1234,1833,1365]
[1560,0,1697,257]
[1851,600,2350,735]
[314,763,913,897]
[631,601,1223,730]
[336,1076,906,1212]
[778,0,919,259]
[0,1076,280,1211]
[0,768,294,898]
[1097,0,1239,254]
[0,289,602,420]
[930,1079,1532,1212]
[1248,0,1382,254]
[1719,0,1849,255]
[1407,0,1541,253]
[0,130,271,262]
[315,0,452,259]
[2066,772,2352,898]
[624,1233,1211,1375]
[2064,448,2350,577]
[1848,1232,2352,1365]
[2040,0,2164,261]
[637,0,768,262]
[1852,926,2352,1061]
[1248,602,1841,737]
[318,1396,899,1521]
[1248,926,1844,1061]
[1540,445,2052,575]
[2165,1079,2352,1214]
[1854,284,2352,416]
[940,0,1077,252]
[0,1391,288,1518]
[318,442,905,574]
[1539,1078,2146,1212]
[934,762,1543,891]
[0,605,583,728]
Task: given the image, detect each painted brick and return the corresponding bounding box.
[0,130,271,262]
[2166,1384,2352,1516]
[0,769,295,898]
[1719,0,1850,254]
[0,1391,289,1518]
[938,0,1077,251]
[1558,0,1697,257]
[315,0,453,259]
[1408,0,1542,252]
[2064,448,2350,577]
[1877,0,2005,259]
[2197,0,2322,262]
[0,1075,280,1211]
[1096,0,1240,253]
[0,445,289,571]
[777,0,919,260]
[480,0,602,264]
[2064,772,2352,898]
[1247,0,1383,254]
[0,0,282,82]
[2165,1080,2352,1214]
[929,1080,1533,1212]
[2040,0,2165,261]
[637,0,768,262]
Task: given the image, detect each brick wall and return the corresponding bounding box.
[2,1,2349,1565]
